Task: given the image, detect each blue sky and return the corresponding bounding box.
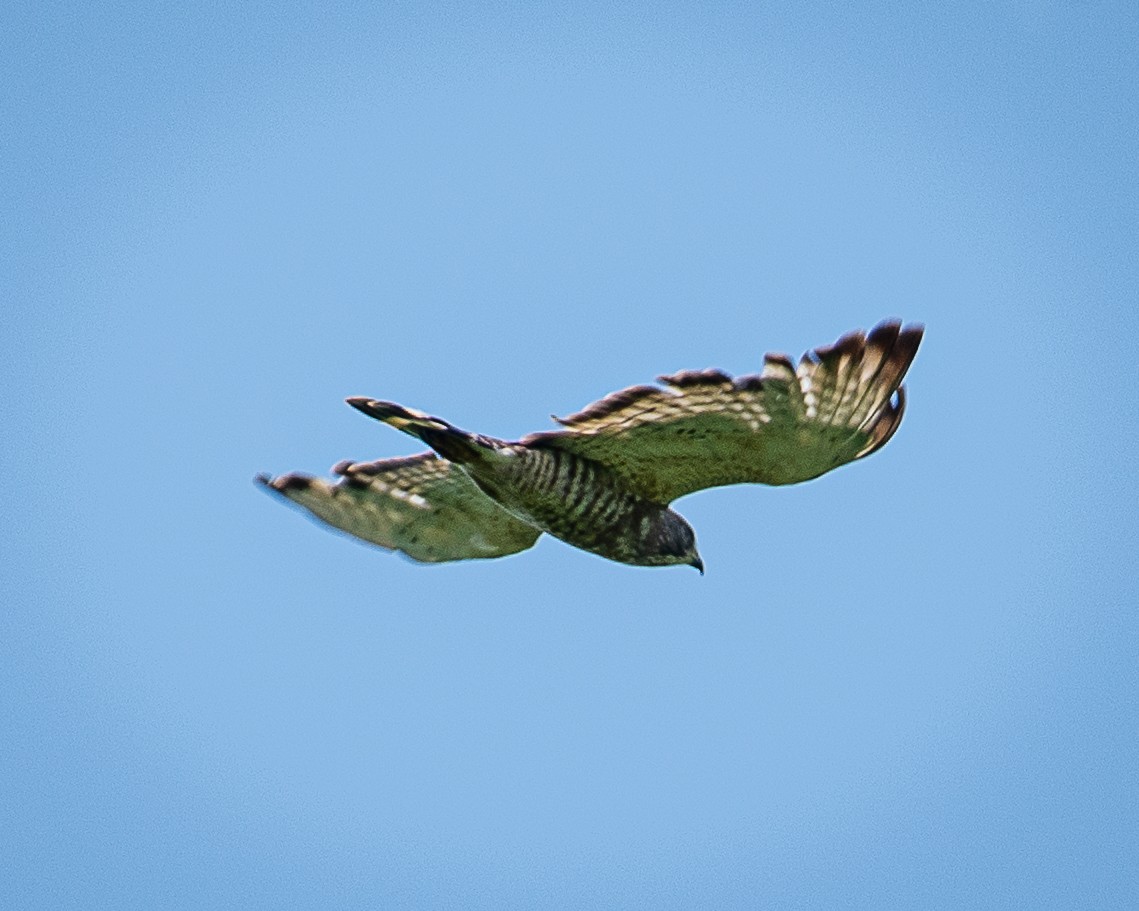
[4,2,1137,908]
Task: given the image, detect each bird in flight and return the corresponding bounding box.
[258,320,923,572]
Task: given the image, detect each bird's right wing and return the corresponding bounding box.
[522,321,923,504]
[257,453,541,563]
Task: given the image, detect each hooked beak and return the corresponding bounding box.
[690,555,704,575]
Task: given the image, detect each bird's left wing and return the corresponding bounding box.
[522,320,923,504]
[257,453,540,563]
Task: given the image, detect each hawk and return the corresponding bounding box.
[258,320,923,572]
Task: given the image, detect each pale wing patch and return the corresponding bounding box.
[257,453,540,563]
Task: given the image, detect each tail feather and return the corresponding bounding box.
[346,397,488,464]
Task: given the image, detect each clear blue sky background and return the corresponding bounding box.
[4,3,1137,908]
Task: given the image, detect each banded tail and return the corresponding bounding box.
[346,397,497,465]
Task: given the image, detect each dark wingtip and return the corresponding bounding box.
[347,397,413,423]
[256,472,315,495]
[897,322,925,358]
[346,396,379,416]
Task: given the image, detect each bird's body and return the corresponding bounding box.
[259,319,923,571]
[351,401,703,569]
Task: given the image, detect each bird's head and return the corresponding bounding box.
[645,508,704,574]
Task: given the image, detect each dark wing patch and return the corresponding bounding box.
[257,453,540,563]
[522,320,923,504]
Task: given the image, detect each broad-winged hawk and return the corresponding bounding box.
[258,320,923,571]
